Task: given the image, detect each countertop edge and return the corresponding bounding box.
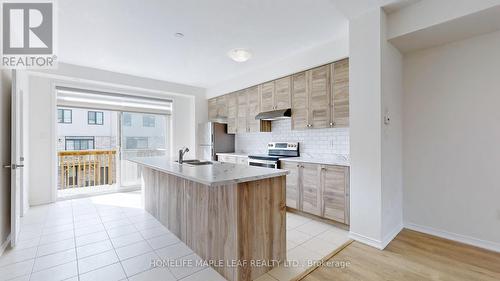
[279,157,350,167]
[129,158,288,186]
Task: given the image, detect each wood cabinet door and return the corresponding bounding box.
[274,76,291,110]
[308,65,331,129]
[291,72,309,130]
[246,86,260,133]
[226,93,238,134]
[237,90,248,133]
[260,81,275,112]
[208,98,217,120]
[216,95,227,118]
[331,59,349,127]
[282,161,300,209]
[300,163,322,216]
[322,165,349,224]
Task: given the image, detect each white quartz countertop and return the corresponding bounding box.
[216,152,249,157]
[279,156,350,166]
[129,157,287,186]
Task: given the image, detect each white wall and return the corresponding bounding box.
[348,8,404,249]
[234,119,349,157]
[387,0,500,39]
[380,11,404,245]
[0,70,12,252]
[348,8,384,247]
[403,30,500,251]
[206,36,349,98]
[27,64,206,205]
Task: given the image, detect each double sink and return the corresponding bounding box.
[175,159,213,166]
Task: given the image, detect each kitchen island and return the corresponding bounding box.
[130,157,287,281]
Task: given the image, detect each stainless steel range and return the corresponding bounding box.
[248,142,299,169]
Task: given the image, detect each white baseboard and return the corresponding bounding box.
[349,224,403,250]
[348,232,384,250]
[405,222,500,253]
[381,224,403,249]
[0,234,11,257]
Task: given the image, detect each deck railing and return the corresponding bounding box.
[58,149,117,189]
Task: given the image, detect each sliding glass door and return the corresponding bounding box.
[119,112,169,188]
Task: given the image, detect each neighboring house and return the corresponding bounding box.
[56,107,167,188]
[57,107,117,151]
[57,108,167,153]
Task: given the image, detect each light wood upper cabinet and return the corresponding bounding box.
[210,58,349,132]
[259,76,291,112]
[208,96,228,121]
[322,165,349,224]
[300,163,322,216]
[208,98,217,120]
[274,76,291,110]
[260,82,275,112]
[226,94,238,134]
[237,90,247,134]
[291,72,309,130]
[246,86,261,133]
[331,59,349,127]
[308,65,331,129]
[282,161,300,209]
[216,96,227,118]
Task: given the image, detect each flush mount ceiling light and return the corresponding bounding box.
[227,48,252,62]
[174,32,184,38]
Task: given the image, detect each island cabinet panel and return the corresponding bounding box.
[308,65,331,129]
[281,161,299,209]
[291,72,309,130]
[274,76,292,110]
[226,93,238,134]
[260,81,275,112]
[321,165,349,224]
[142,167,286,281]
[300,163,322,216]
[331,59,349,127]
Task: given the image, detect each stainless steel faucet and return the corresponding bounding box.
[178,147,190,164]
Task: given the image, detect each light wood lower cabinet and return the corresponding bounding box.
[282,160,350,224]
[301,163,322,216]
[281,161,299,209]
[322,165,350,224]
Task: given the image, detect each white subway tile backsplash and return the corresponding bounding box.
[235,119,349,158]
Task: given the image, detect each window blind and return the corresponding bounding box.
[56,86,172,115]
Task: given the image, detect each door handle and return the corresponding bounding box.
[3,164,24,169]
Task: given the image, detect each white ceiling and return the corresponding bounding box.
[58,0,349,88]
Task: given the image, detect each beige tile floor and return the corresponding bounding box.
[0,192,349,281]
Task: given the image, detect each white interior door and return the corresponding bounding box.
[10,70,23,247]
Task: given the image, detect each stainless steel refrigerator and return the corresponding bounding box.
[197,122,235,161]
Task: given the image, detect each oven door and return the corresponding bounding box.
[248,159,278,169]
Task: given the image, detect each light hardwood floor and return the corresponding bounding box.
[302,229,500,281]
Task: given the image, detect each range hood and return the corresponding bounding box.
[255,108,291,121]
